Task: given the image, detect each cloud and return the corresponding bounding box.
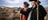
[0,0,48,8]
[0,0,29,7]
[3,0,20,4]
[39,0,48,7]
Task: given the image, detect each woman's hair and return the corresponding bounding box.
[24,2,29,7]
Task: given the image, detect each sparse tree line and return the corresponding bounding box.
[0,7,20,20]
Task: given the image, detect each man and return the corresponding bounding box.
[28,0,47,20]
[36,1,47,20]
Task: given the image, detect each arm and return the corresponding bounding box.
[20,9,26,20]
[39,5,47,17]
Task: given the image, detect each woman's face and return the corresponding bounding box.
[23,4,28,8]
[24,4,26,7]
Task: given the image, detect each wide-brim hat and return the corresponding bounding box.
[29,0,37,2]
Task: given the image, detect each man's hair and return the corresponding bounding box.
[37,1,41,3]
[24,2,29,7]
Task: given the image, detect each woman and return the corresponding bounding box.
[20,2,30,20]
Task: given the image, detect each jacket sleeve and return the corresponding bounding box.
[39,5,47,17]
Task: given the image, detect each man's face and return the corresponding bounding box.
[31,1,36,6]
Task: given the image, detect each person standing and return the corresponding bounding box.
[36,1,47,20]
[20,2,31,20]
[28,0,47,20]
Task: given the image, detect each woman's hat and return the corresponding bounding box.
[24,2,29,7]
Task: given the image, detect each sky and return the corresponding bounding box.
[0,0,48,8]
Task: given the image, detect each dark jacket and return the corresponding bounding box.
[20,8,31,20]
[30,5,47,20]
